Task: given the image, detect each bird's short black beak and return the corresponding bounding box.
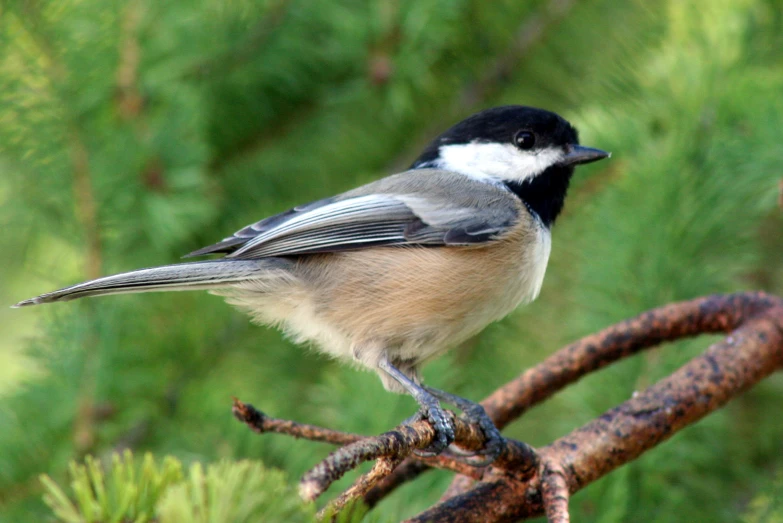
[560,145,611,166]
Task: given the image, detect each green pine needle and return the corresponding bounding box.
[41,450,183,523]
[157,460,315,523]
[39,451,320,523]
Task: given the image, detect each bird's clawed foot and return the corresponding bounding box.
[423,385,504,466]
[404,401,456,457]
[455,401,504,466]
[378,358,502,463]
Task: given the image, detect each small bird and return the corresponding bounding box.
[14,106,609,459]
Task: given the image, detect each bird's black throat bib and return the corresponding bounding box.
[504,164,574,228]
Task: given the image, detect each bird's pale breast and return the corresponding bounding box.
[278,211,552,366]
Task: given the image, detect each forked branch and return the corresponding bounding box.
[233,292,783,522]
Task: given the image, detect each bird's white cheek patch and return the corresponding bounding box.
[435,142,563,183]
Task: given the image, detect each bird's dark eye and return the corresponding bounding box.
[514,130,536,150]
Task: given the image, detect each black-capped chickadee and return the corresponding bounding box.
[15,106,609,459]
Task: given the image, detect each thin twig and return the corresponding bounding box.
[363,460,430,508]
[299,415,452,501]
[317,456,404,520]
[539,461,570,523]
[232,399,362,446]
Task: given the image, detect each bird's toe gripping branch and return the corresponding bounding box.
[423,385,505,466]
[407,402,456,458]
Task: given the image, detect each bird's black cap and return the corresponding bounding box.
[410,106,609,228]
[412,106,580,168]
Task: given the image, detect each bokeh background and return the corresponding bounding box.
[1,0,783,521]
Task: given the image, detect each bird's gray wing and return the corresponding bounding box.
[186,169,522,259]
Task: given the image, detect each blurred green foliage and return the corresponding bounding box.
[41,451,185,523]
[40,451,316,522]
[1,0,782,521]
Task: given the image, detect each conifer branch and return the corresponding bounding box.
[388,0,579,173]
[116,2,144,120]
[185,0,292,80]
[458,0,578,108]
[17,2,106,456]
[68,125,101,455]
[234,292,783,522]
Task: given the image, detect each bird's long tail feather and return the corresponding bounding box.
[13,259,288,307]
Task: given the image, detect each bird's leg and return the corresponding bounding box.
[378,358,455,456]
[422,385,503,466]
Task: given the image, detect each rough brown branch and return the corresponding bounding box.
[316,456,404,520]
[231,399,492,479]
[298,412,541,504]
[233,292,783,522]
[232,398,537,510]
[411,292,783,521]
[480,292,779,431]
[540,461,570,523]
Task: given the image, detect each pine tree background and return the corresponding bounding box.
[1,0,783,521]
